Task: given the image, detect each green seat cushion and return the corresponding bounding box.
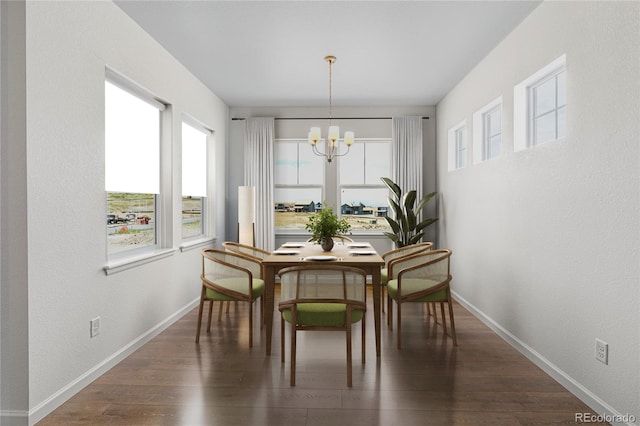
[381,267,388,285]
[387,278,446,302]
[205,277,265,301]
[281,303,364,327]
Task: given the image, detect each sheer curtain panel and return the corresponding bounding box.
[391,116,424,229]
[391,116,423,196]
[244,118,275,251]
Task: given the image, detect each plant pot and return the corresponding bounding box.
[320,237,334,252]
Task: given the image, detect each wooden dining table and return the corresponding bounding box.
[261,241,385,357]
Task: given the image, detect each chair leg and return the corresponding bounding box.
[346,321,353,387]
[440,301,448,336]
[217,300,224,321]
[248,299,253,348]
[291,324,297,386]
[281,316,285,363]
[206,300,214,332]
[387,295,393,328]
[361,315,366,364]
[195,288,206,344]
[431,302,438,322]
[447,298,458,346]
[397,302,402,350]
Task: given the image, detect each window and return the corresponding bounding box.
[182,120,210,240]
[105,78,163,256]
[473,97,502,163]
[514,54,566,151]
[338,139,391,231]
[531,69,566,145]
[274,139,324,230]
[448,120,466,171]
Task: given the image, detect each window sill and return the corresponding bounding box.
[104,248,177,275]
[180,237,216,252]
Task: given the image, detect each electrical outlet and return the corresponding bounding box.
[90,317,101,338]
[595,338,608,364]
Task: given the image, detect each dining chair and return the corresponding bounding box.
[380,242,433,312]
[195,248,265,347]
[221,241,271,314]
[386,249,456,349]
[278,265,367,387]
[222,241,271,261]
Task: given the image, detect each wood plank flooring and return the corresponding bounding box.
[38,288,605,425]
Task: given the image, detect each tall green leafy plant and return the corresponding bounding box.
[381,177,438,248]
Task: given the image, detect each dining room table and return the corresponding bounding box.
[261,240,385,357]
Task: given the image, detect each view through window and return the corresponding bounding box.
[182,121,209,239]
[274,138,391,233]
[274,139,324,230]
[338,140,391,231]
[105,79,161,255]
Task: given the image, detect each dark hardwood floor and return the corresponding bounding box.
[38,288,605,425]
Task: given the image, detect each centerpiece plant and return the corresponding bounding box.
[305,204,351,252]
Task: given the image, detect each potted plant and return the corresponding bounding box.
[381,177,438,248]
[305,204,351,252]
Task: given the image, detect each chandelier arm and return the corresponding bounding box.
[334,144,351,158]
[311,144,326,157]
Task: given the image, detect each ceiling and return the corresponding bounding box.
[115,1,541,108]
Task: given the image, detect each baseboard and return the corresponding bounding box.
[0,410,28,426]
[451,291,637,426]
[27,297,200,425]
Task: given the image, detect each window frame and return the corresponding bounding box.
[181,117,212,242]
[473,96,502,164]
[337,138,392,234]
[514,54,567,152]
[530,69,566,146]
[104,70,174,274]
[273,138,325,233]
[448,120,467,171]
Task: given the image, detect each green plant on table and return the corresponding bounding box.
[305,204,351,251]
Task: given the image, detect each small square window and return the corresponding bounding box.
[473,97,502,164]
[514,54,567,151]
[448,120,467,171]
[531,70,566,146]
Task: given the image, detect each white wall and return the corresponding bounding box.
[228,106,438,254]
[13,2,228,423]
[436,2,639,423]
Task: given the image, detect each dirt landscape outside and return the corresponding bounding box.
[275,211,389,231]
[107,194,202,253]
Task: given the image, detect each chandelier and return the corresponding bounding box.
[308,55,354,163]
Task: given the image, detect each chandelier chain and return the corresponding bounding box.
[328,58,333,123]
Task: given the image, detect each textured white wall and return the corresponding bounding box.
[436,1,639,422]
[24,1,227,422]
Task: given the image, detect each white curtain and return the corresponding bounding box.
[244,118,275,251]
[391,115,423,202]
